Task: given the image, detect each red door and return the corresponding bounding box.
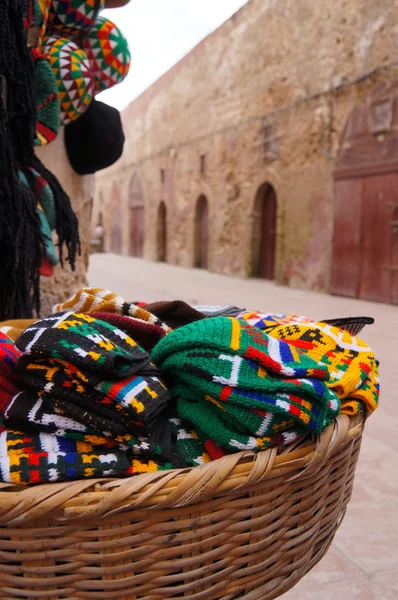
[360,174,397,303]
[259,185,277,280]
[195,196,209,269]
[331,179,363,298]
[332,174,398,303]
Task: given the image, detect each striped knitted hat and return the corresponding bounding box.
[152,318,341,453]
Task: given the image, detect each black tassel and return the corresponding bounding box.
[0,0,80,319]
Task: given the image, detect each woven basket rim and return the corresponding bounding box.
[0,413,364,526]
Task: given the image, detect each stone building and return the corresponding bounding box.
[95,0,398,304]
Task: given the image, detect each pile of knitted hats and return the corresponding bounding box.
[0,287,380,485]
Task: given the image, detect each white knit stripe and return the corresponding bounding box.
[120,380,147,407]
[230,437,257,451]
[72,290,90,312]
[213,355,243,386]
[40,432,60,454]
[267,336,295,376]
[256,412,274,436]
[3,392,22,418]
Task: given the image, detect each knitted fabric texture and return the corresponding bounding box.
[0,319,38,343]
[266,322,379,416]
[33,47,60,145]
[93,312,166,352]
[48,0,104,35]
[237,311,374,338]
[53,288,171,334]
[0,334,21,414]
[82,16,130,93]
[143,301,206,330]
[43,34,94,124]
[0,416,209,485]
[237,311,315,330]
[65,99,125,175]
[8,313,172,449]
[194,305,245,318]
[152,318,341,453]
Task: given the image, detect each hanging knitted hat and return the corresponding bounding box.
[32,47,60,146]
[82,15,130,93]
[48,0,104,36]
[65,98,125,174]
[33,0,51,48]
[43,34,95,124]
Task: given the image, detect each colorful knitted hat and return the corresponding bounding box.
[16,311,152,377]
[237,311,315,330]
[53,288,171,334]
[65,99,125,174]
[43,35,94,124]
[152,318,341,453]
[48,0,104,35]
[0,416,208,485]
[267,322,380,415]
[33,47,60,146]
[92,312,167,352]
[82,15,130,93]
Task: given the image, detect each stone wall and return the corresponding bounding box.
[37,129,95,314]
[95,0,398,292]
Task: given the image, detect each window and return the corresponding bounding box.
[200,154,206,175]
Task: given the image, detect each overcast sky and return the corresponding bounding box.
[98,0,249,111]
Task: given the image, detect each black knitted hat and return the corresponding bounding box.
[65,99,125,175]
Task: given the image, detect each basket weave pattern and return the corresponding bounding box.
[0,414,363,599]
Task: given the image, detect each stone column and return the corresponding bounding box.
[36,129,95,314]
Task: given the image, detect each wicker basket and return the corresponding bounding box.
[0,413,364,600]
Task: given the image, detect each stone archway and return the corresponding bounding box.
[109,182,122,254]
[129,173,145,258]
[251,182,277,279]
[332,80,398,304]
[194,195,209,269]
[157,202,167,262]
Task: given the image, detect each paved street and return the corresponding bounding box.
[89,253,398,599]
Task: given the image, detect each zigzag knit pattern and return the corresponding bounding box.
[53,288,171,334]
[266,322,379,415]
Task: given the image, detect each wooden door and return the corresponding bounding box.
[110,184,122,254]
[361,174,397,303]
[157,202,167,262]
[195,196,209,269]
[331,179,363,298]
[392,205,398,304]
[259,185,277,280]
[332,80,398,304]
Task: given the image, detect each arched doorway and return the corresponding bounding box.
[252,182,277,279]
[332,81,398,304]
[194,195,209,269]
[157,202,167,262]
[109,183,122,254]
[129,174,145,258]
